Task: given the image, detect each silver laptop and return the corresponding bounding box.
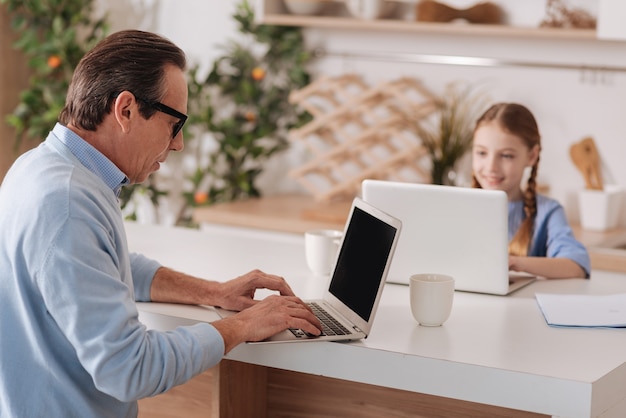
[361,179,535,296]
[219,197,401,343]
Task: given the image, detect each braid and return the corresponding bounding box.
[508,156,539,256]
[472,102,542,257]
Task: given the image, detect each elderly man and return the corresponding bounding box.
[0,30,321,417]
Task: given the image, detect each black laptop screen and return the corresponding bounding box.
[328,206,398,321]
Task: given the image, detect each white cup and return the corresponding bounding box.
[409,274,455,326]
[304,229,343,275]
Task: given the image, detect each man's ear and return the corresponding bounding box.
[113,91,135,134]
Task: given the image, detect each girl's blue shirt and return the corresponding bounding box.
[508,194,590,277]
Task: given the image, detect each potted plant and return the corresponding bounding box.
[412,82,488,185]
[176,0,313,224]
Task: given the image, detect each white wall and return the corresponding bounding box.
[96,0,239,74]
[99,0,626,225]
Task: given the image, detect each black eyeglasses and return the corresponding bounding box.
[139,99,187,139]
[113,92,188,139]
[139,99,188,139]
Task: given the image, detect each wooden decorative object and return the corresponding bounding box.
[288,74,438,201]
[540,0,596,29]
[416,1,504,25]
[569,136,603,190]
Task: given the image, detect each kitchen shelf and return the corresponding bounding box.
[256,1,626,74]
[262,15,596,40]
[256,1,597,41]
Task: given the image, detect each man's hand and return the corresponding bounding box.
[150,267,322,353]
[212,294,322,353]
[213,269,297,312]
[151,268,295,309]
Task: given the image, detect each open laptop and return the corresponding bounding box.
[361,179,535,295]
[219,197,402,343]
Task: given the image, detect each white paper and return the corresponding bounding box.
[535,293,626,328]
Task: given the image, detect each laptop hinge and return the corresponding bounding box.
[353,326,363,333]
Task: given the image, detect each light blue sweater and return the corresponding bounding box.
[509,195,591,277]
[0,124,224,417]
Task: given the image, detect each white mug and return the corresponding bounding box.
[304,229,343,275]
[409,273,455,326]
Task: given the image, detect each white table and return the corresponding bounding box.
[127,222,626,418]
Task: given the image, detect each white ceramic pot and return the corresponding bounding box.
[345,0,396,20]
[283,0,326,16]
[579,185,624,231]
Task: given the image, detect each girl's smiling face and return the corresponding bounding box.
[472,121,539,201]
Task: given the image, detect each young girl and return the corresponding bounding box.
[472,102,590,279]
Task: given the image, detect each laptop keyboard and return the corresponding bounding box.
[288,302,351,338]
